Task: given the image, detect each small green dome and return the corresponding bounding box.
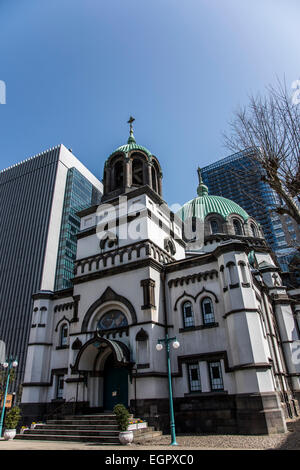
[177,194,249,222]
[109,132,152,160]
[177,168,249,222]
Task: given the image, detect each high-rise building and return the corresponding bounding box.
[201,150,300,271]
[0,144,102,388]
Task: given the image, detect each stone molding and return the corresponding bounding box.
[74,239,174,277]
[81,286,137,332]
[168,269,219,289]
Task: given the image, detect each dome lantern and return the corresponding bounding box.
[197,167,209,197]
[101,117,163,201]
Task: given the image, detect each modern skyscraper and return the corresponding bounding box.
[0,144,102,388]
[201,150,300,271]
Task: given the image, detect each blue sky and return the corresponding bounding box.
[0,0,299,206]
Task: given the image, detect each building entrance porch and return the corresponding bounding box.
[71,333,132,411]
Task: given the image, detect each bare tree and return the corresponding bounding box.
[224,79,300,226]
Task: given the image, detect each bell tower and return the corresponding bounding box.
[102,117,163,202]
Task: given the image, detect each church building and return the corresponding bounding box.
[21,121,300,435]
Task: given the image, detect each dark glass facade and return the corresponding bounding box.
[201,150,299,262]
[0,149,102,390]
[0,148,60,389]
[54,167,102,291]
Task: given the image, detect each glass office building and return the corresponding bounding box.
[0,145,102,390]
[54,168,102,291]
[201,150,300,272]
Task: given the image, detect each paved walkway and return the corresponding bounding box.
[1,418,300,450]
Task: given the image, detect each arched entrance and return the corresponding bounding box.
[103,354,129,410]
[70,334,132,410]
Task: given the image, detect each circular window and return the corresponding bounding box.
[97,310,128,330]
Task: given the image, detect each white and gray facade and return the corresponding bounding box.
[21,134,300,434]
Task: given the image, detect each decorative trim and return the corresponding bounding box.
[140,278,156,309]
[136,328,149,341]
[69,320,169,337]
[22,382,52,387]
[73,258,163,285]
[72,338,83,350]
[174,287,219,311]
[70,333,131,373]
[32,292,53,300]
[179,323,219,333]
[168,268,218,286]
[175,352,271,376]
[71,295,81,323]
[54,316,71,332]
[81,286,137,332]
[77,227,97,239]
[22,368,68,388]
[65,377,86,383]
[74,239,174,277]
[54,302,74,313]
[174,291,195,311]
[223,308,259,319]
[136,363,150,369]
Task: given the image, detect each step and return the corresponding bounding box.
[16,414,148,445]
[132,426,155,436]
[134,431,163,441]
[23,429,120,437]
[64,414,133,419]
[46,419,118,426]
[16,434,120,444]
[35,424,119,431]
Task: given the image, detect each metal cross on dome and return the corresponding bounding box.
[197,166,203,183]
[127,116,135,133]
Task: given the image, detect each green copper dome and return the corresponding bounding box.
[177,168,249,222]
[109,129,153,160]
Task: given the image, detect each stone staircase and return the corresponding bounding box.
[16,413,162,444]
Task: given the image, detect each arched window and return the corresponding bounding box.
[151,166,157,192]
[227,261,237,285]
[182,301,194,328]
[132,159,144,185]
[164,238,176,255]
[100,233,118,251]
[250,223,257,237]
[97,310,128,331]
[103,169,107,191]
[239,262,248,284]
[60,323,68,346]
[220,265,226,289]
[210,219,219,234]
[233,219,243,236]
[114,161,124,189]
[201,298,215,325]
[136,328,149,365]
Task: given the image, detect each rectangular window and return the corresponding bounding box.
[183,303,194,328]
[208,361,224,390]
[56,376,64,399]
[202,299,215,324]
[188,363,201,392]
